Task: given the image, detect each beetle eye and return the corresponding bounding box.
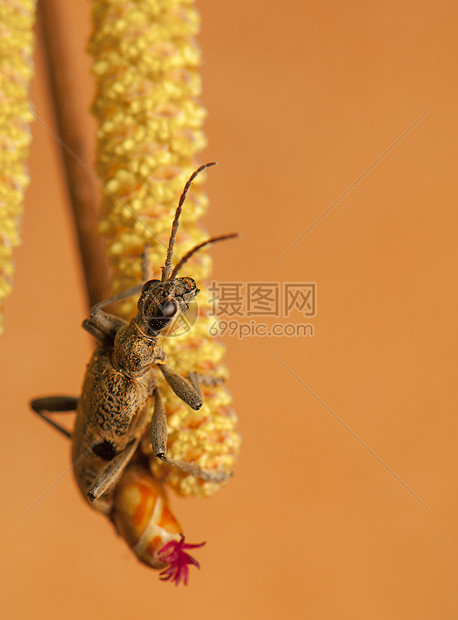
[158,300,177,318]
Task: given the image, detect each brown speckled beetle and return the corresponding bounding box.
[31,163,236,515]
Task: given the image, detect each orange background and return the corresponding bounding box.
[2,1,458,618]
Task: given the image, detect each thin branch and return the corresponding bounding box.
[37,0,110,308]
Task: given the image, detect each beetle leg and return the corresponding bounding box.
[158,367,226,408]
[30,396,78,439]
[150,389,232,483]
[82,283,148,342]
[188,371,225,392]
[149,389,168,456]
[89,284,144,314]
[158,455,232,483]
[157,364,203,410]
[186,371,203,402]
[156,366,226,410]
[82,310,127,343]
[86,282,143,317]
[87,438,139,503]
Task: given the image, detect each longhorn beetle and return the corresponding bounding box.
[31,162,237,516]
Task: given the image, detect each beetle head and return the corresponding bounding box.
[137,276,200,336]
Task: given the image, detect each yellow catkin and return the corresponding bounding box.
[0,0,36,335]
[89,0,241,497]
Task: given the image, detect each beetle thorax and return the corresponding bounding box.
[112,320,162,378]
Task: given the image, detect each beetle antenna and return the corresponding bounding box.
[161,162,217,282]
[170,233,239,280]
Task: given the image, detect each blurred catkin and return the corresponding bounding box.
[89,0,240,497]
[0,0,36,335]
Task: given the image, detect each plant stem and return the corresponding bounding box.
[37,0,110,308]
